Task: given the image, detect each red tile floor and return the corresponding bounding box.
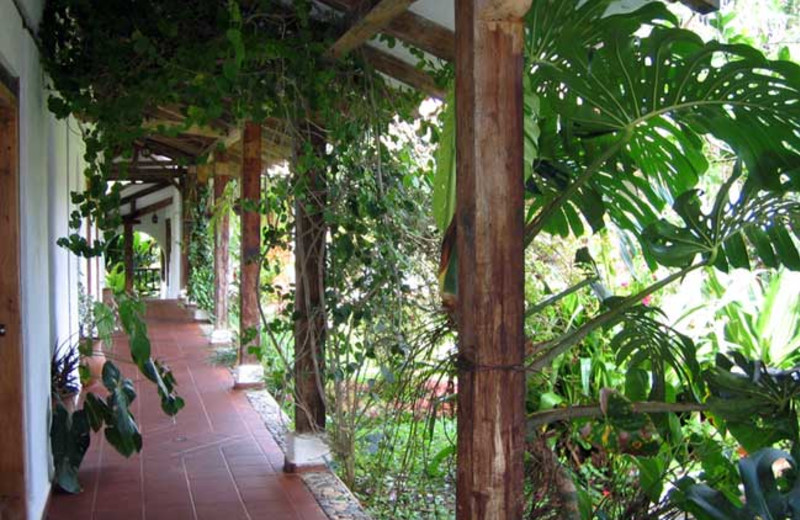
[47,300,328,520]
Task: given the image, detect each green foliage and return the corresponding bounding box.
[105,262,126,294]
[52,295,184,493]
[703,268,800,366]
[642,166,800,271]
[50,403,90,494]
[673,448,800,520]
[706,352,800,453]
[187,184,214,312]
[525,0,800,244]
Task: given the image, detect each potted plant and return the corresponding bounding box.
[77,283,113,389]
[51,339,80,412]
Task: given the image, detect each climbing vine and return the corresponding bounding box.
[187,184,215,312]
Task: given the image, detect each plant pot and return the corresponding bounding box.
[52,391,80,413]
[80,339,107,389]
[102,287,115,307]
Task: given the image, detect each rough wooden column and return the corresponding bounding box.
[239,121,262,365]
[293,125,327,433]
[123,220,134,293]
[0,79,26,520]
[214,174,231,331]
[455,1,530,518]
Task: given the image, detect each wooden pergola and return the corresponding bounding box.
[116,0,718,518]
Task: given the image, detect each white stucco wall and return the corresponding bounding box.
[0,0,86,517]
[116,184,183,299]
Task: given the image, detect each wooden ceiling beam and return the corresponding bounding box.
[318,0,454,61]
[326,0,418,59]
[361,46,445,99]
[119,182,171,206]
[123,197,174,220]
[108,167,185,182]
[382,11,454,62]
[142,119,227,140]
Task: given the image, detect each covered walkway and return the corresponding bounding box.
[47,301,327,520]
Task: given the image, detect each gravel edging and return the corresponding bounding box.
[246,390,372,520]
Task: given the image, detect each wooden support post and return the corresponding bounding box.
[455,1,530,518]
[165,218,172,287]
[239,121,262,365]
[0,77,27,520]
[293,126,327,433]
[214,174,231,330]
[124,220,135,294]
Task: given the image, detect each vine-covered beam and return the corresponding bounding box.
[318,0,454,61]
[360,46,445,99]
[326,0,418,59]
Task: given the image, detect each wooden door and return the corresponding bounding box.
[0,76,26,520]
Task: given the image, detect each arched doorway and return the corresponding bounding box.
[106,231,164,298]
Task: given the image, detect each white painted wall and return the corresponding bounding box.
[0,0,87,517]
[116,184,183,299]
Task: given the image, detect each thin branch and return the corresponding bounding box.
[528,261,706,371]
[528,401,708,428]
[526,276,598,318]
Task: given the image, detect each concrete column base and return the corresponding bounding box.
[284,432,330,472]
[233,364,264,390]
[193,308,210,322]
[210,328,234,344]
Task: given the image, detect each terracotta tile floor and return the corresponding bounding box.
[48,300,327,520]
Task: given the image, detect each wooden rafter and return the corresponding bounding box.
[142,118,230,140]
[382,10,454,61]
[119,182,171,206]
[108,167,185,182]
[326,0,417,59]
[361,46,445,99]
[123,196,174,220]
[319,0,454,61]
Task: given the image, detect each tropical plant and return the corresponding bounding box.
[673,447,800,520]
[51,294,185,493]
[431,0,800,516]
[187,184,214,312]
[51,340,81,400]
[702,268,800,366]
[105,262,126,294]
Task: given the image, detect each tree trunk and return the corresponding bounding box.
[293,124,327,432]
[455,0,530,518]
[240,121,262,364]
[214,174,230,330]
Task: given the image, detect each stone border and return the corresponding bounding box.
[246,390,371,520]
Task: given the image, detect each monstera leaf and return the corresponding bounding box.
[642,167,800,271]
[673,448,800,520]
[706,352,800,453]
[607,304,702,401]
[525,0,800,240]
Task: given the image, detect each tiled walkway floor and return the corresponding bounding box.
[48,300,327,520]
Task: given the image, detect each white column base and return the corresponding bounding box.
[210,328,233,344]
[233,364,264,389]
[284,432,330,472]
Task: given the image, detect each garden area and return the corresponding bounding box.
[41,0,800,518]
